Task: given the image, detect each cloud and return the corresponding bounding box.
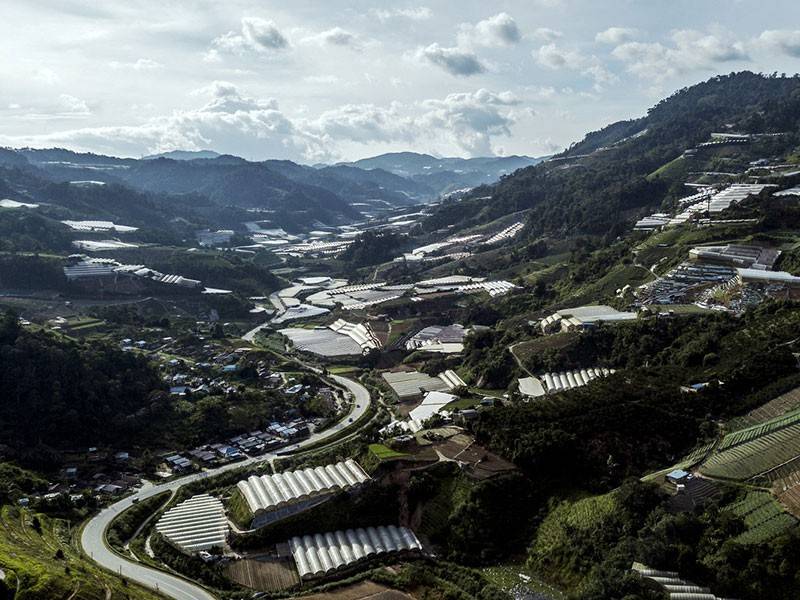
[58,94,91,116]
[303,75,340,85]
[535,43,583,69]
[459,13,521,47]
[756,30,800,57]
[109,58,163,71]
[419,89,520,155]
[14,94,92,121]
[1,84,521,160]
[611,28,748,82]
[534,43,617,89]
[300,27,369,50]
[532,27,563,43]
[371,7,432,22]
[416,43,486,76]
[207,17,288,60]
[595,27,639,45]
[32,68,61,85]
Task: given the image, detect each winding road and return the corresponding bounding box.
[80,322,372,600]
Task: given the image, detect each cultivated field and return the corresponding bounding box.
[300,580,415,600]
[741,386,800,426]
[701,408,800,481]
[700,423,800,480]
[0,506,160,600]
[719,407,800,451]
[726,491,797,544]
[225,554,300,591]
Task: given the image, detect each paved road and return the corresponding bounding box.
[81,324,372,600]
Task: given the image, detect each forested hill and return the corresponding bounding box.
[423,72,800,238]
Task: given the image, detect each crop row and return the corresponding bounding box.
[720,407,800,451]
[701,424,800,480]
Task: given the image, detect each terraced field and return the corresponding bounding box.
[741,386,800,426]
[0,505,159,600]
[718,407,800,451]
[700,408,800,481]
[726,491,797,544]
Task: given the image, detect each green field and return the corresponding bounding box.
[530,492,617,560]
[0,505,160,599]
[719,407,800,451]
[367,444,408,461]
[726,491,797,544]
[701,423,800,481]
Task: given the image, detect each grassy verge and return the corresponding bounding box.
[107,491,171,552]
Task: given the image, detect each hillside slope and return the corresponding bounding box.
[424,72,800,238]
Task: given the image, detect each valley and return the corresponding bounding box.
[3,71,800,600]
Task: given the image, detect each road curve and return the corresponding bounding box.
[81,324,372,600]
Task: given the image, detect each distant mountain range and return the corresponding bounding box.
[0,147,541,232]
[333,152,543,196]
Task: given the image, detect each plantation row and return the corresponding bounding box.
[725,491,797,545]
[734,512,797,545]
[778,484,800,517]
[719,406,800,451]
[700,423,800,480]
[743,385,800,426]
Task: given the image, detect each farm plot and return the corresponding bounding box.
[718,407,800,451]
[778,483,800,517]
[225,555,299,591]
[742,386,800,426]
[726,491,796,545]
[700,422,800,481]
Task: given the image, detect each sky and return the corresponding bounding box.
[1,0,799,163]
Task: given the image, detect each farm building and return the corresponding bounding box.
[382,370,450,401]
[279,319,381,357]
[689,244,780,270]
[540,305,636,334]
[289,525,422,581]
[632,562,736,599]
[736,268,800,288]
[406,324,468,353]
[236,460,370,529]
[518,368,615,397]
[408,391,458,432]
[155,494,228,554]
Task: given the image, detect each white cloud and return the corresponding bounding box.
[32,68,61,85]
[532,27,563,43]
[416,43,486,76]
[419,89,520,155]
[109,58,163,71]
[208,17,288,59]
[459,13,521,48]
[58,94,91,116]
[300,27,370,50]
[534,43,616,89]
[1,84,523,161]
[611,28,748,82]
[303,74,340,84]
[756,30,800,57]
[596,27,639,45]
[535,43,584,69]
[371,7,432,22]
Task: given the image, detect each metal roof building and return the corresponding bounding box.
[382,370,450,401]
[289,525,422,580]
[155,494,228,554]
[519,368,615,398]
[632,563,738,600]
[237,460,370,518]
